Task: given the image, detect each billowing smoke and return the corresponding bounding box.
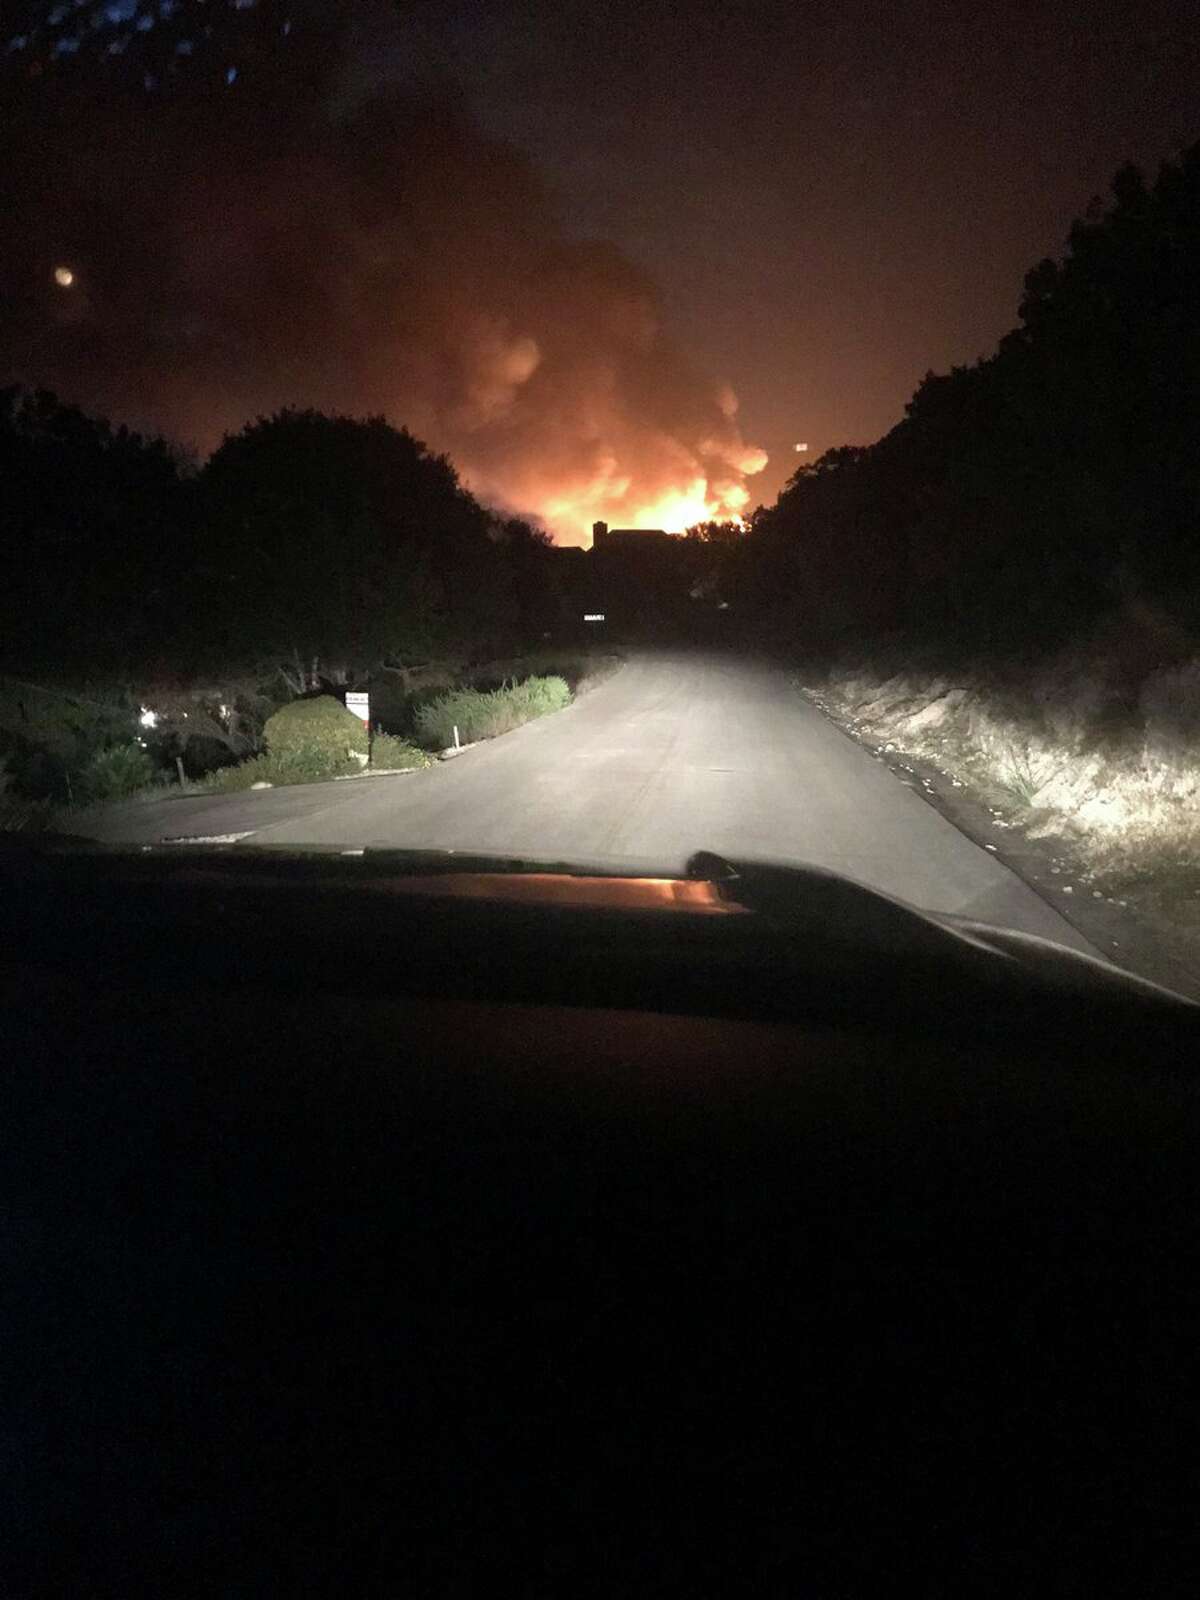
[1,12,765,543]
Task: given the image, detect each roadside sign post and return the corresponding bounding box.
[346,692,371,763]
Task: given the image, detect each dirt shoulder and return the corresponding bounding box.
[799,672,1200,1001]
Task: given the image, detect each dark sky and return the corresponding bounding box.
[388,0,1200,505]
[5,0,1200,536]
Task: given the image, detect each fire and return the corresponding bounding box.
[533,480,743,541]
[455,384,768,545]
[528,466,763,544]
[633,479,719,533]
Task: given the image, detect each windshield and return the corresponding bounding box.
[2,1,1198,999]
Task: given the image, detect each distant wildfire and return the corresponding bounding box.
[4,60,765,543]
[447,337,769,541]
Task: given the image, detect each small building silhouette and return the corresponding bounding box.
[591,520,671,551]
[587,521,697,633]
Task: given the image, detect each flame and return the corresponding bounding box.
[454,379,768,544]
[508,456,766,544]
[527,477,749,542]
[600,472,759,537]
[632,478,718,533]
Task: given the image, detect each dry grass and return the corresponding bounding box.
[811,647,1200,898]
[414,676,571,749]
[368,734,432,771]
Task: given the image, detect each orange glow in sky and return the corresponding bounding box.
[514,448,767,544]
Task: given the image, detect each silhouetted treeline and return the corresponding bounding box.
[0,387,185,676]
[0,396,561,686]
[744,143,1200,661]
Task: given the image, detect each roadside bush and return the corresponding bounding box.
[203,745,362,792]
[414,675,571,748]
[0,792,55,831]
[506,674,572,719]
[470,652,617,693]
[0,680,139,800]
[366,666,460,734]
[79,742,158,802]
[0,755,53,830]
[1140,659,1200,761]
[369,734,431,770]
[263,695,369,764]
[414,688,488,747]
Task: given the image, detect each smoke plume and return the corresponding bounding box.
[1,11,765,543]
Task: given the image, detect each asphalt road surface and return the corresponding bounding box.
[78,651,1096,951]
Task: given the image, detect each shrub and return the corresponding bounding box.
[413,687,488,747]
[79,742,158,802]
[203,746,360,792]
[263,695,369,763]
[469,652,612,692]
[0,680,139,800]
[414,675,571,748]
[0,793,55,831]
[0,755,53,830]
[994,745,1063,808]
[1140,659,1200,761]
[369,734,432,771]
[507,674,572,718]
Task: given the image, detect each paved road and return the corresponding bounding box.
[81,651,1094,950]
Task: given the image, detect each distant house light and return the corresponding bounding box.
[139,706,159,729]
[583,613,606,622]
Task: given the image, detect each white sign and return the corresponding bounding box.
[583,612,606,622]
[346,691,370,724]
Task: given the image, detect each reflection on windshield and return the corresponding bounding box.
[1,5,1198,995]
[376,873,745,914]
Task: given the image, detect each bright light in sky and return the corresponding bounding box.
[535,465,757,542]
[794,441,808,452]
[632,481,719,532]
[53,265,75,287]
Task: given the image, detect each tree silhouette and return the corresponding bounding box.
[746,141,1200,656]
[197,408,500,681]
[0,386,184,677]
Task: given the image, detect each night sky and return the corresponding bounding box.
[411,0,1200,503]
[5,0,1200,538]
